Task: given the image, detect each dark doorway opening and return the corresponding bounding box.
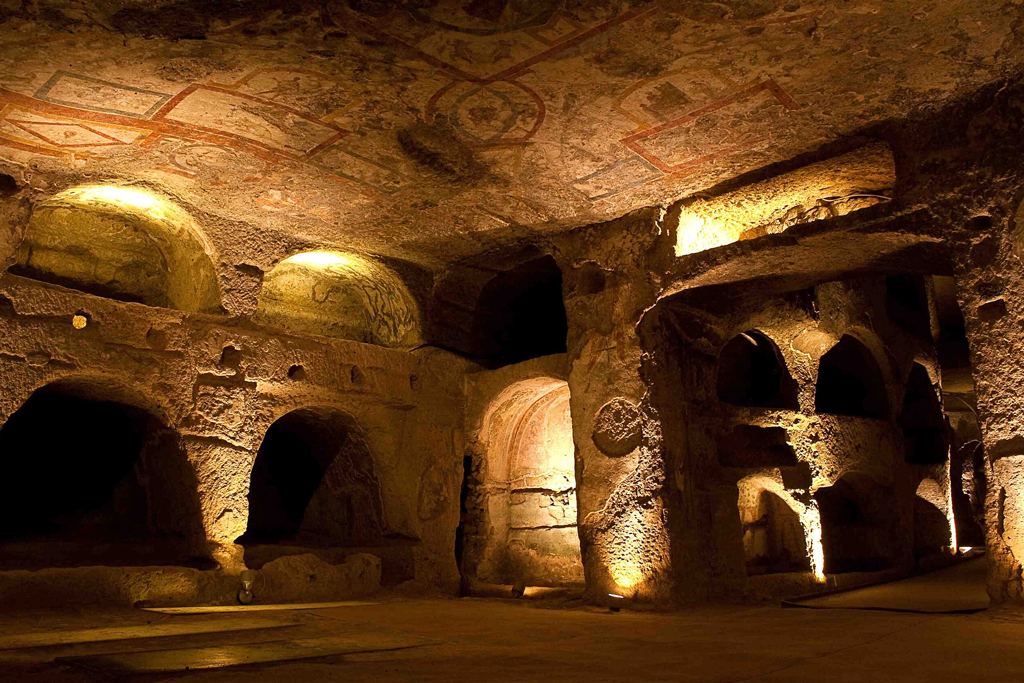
[816,474,898,574]
[472,256,568,367]
[0,382,203,569]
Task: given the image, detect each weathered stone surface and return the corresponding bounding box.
[257,553,381,603]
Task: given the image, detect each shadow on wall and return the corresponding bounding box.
[241,407,385,549]
[10,185,221,312]
[900,363,949,465]
[0,380,206,569]
[255,251,421,348]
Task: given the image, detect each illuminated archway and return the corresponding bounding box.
[255,251,421,348]
[460,377,583,587]
[0,379,204,569]
[737,478,811,576]
[815,473,899,574]
[11,185,221,312]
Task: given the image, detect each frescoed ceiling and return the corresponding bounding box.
[0,0,1020,269]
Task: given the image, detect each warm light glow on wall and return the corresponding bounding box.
[284,251,358,269]
[256,250,422,348]
[799,502,827,582]
[675,143,895,257]
[56,185,180,224]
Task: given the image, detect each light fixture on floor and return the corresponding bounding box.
[510,580,526,598]
[608,593,624,612]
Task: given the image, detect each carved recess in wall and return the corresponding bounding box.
[592,397,642,457]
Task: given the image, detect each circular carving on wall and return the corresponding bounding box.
[592,398,642,457]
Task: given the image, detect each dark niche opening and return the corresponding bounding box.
[717,330,798,409]
[815,335,890,418]
[900,363,948,465]
[471,256,568,367]
[242,408,384,548]
[815,475,898,574]
[885,274,932,339]
[740,488,811,576]
[0,382,204,569]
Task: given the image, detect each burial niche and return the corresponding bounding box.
[885,274,932,339]
[256,251,421,348]
[460,378,583,587]
[737,480,810,576]
[0,381,203,569]
[10,185,220,312]
[900,363,949,465]
[717,331,797,409]
[815,335,890,418]
[815,474,898,574]
[471,256,568,367]
[242,407,384,549]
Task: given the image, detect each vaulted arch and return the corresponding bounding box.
[255,251,421,348]
[11,185,221,312]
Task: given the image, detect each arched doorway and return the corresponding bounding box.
[241,407,385,551]
[460,377,583,587]
[0,381,203,569]
[737,480,811,576]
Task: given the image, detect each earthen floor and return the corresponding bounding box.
[1,561,1020,683]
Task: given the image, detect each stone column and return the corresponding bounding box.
[555,209,673,601]
[954,202,1024,603]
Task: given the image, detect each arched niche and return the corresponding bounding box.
[241,407,385,550]
[737,478,810,576]
[471,256,568,367]
[11,185,221,312]
[900,363,949,465]
[717,330,798,409]
[815,334,890,418]
[461,377,583,587]
[0,379,204,569]
[815,473,899,574]
[255,251,421,348]
[914,478,954,558]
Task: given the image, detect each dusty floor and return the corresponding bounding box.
[0,559,1021,682]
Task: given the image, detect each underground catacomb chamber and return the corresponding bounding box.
[240,407,403,578]
[0,381,204,569]
[717,330,798,409]
[737,480,811,576]
[460,377,583,587]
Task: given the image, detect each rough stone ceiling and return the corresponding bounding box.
[0,0,1021,269]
